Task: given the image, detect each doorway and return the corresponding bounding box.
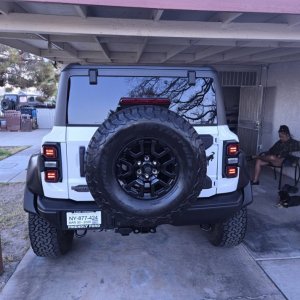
[222,85,264,156]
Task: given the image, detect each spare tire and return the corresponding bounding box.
[1,99,15,111]
[85,105,207,225]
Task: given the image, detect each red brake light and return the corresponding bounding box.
[227,144,239,156]
[45,170,59,182]
[43,146,57,159]
[226,166,238,178]
[119,98,171,107]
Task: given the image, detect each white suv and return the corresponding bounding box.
[24,65,252,257]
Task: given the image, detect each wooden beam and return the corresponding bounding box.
[2,13,300,43]
[219,12,243,24]
[0,38,41,56]
[0,2,12,15]
[152,9,164,21]
[209,12,243,24]
[94,37,112,62]
[188,46,233,63]
[211,47,275,63]
[18,0,300,15]
[161,44,193,63]
[251,48,300,61]
[136,37,148,63]
[74,5,87,18]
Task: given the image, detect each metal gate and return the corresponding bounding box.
[237,86,263,156]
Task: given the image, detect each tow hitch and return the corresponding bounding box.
[115,227,157,236]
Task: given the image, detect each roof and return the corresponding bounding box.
[1,1,300,66]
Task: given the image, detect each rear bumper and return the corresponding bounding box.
[24,183,252,230]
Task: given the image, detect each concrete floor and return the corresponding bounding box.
[1,130,300,299]
[0,129,50,182]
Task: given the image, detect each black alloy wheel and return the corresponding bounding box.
[116,138,179,200]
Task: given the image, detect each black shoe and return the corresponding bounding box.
[251,180,259,185]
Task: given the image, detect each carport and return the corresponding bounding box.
[1,0,300,156]
[1,1,300,299]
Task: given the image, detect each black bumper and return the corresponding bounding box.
[24,183,252,230]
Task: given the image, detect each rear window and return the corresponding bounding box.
[68,76,217,125]
[3,94,18,102]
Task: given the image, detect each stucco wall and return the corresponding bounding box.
[262,61,300,151]
[261,61,300,180]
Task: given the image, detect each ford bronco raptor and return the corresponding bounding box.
[24,65,252,257]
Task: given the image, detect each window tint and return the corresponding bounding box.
[68,76,216,125]
[4,95,18,102]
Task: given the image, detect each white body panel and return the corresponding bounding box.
[66,127,97,201]
[41,124,239,201]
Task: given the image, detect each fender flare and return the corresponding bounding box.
[26,153,44,196]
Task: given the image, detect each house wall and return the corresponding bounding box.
[262,61,300,150]
[261,61,300,180]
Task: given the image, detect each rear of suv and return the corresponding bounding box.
[24,65,252,257]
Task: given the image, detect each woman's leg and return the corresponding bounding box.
[253,155,284,183]
[253,158,269,183]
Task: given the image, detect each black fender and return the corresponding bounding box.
[26,153,44,196]
[24,153,44,214]
[237,150,253,206]
[238,150,251,190]
[24,186,37,213]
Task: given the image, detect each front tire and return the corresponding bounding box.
[208,207,247,247]
[29,213,74,257]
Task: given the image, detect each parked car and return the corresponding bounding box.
[24,65,252,257]
[1,92,46,112]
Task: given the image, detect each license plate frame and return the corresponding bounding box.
[66,211,101,229]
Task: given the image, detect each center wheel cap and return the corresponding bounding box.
[144,165,152,174]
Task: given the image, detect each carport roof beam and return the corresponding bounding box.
[94,36,112,62]
[20,0,300,15]
[2,14,300,42]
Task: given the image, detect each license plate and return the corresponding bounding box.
[66,211,101,229]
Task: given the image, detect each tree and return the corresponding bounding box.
[128,76,217,124]
[0,44,59,99]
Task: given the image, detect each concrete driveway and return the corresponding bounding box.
[1,130,300,299]
[0,129,50,182]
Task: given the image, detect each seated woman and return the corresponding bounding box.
[252,125,299,185]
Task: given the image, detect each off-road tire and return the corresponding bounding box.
[85,105,207,225]
[1,99,15,111]
[209,207,247,247]
[29,213,74,257]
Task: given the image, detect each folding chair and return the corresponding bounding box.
[272,155,300,190]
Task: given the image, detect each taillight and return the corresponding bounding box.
[227,143,239,156]
[42,143,61,183]
[45,170,59,182]
[223,141,239,178]
[119,97,171,107]
[225,166,238,178]
[43,145,57,159]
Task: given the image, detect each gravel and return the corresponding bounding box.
[0,182,29,291]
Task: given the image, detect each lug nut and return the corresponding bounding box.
[144,155,150,161]
[152,169,158,175]
[137,169,142,175]
[153,161,157,166]
[137,161,142,166]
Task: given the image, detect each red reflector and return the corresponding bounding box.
[43,146,57,159]
[226,166,238,178]
[227,144,239,156]
[119,97,171,106]
[45,170,59,182]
